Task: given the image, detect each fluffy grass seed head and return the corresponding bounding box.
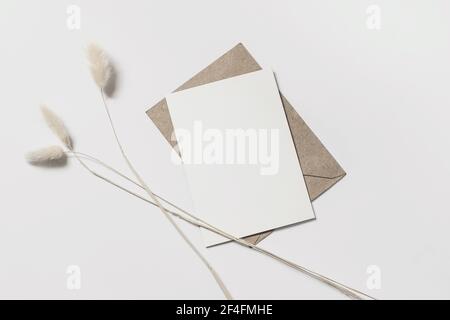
[25,146,66,164]
[87,43,112,89]
[40,105,73,150]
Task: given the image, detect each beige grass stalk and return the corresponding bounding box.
[69,150,375,300]
[98,94,232,299]
[87,43,232,299]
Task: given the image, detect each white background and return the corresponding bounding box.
[0,0,449,299]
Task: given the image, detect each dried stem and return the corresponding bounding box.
[68,151,375,300]
[98,89,232,300]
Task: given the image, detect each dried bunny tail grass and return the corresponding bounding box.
[40,105,73,150]
[87,43,112,89]
[25,146,66,164]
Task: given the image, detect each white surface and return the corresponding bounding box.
[0,0,450,299]
[167,70,314,246]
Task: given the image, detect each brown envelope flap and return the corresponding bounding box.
[281,95,345,179]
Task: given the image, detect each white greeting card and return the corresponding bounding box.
[166,70,315,246]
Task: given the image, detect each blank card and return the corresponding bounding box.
[166,70,315,246]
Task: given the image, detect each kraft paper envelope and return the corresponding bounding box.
[146,43,345,245]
